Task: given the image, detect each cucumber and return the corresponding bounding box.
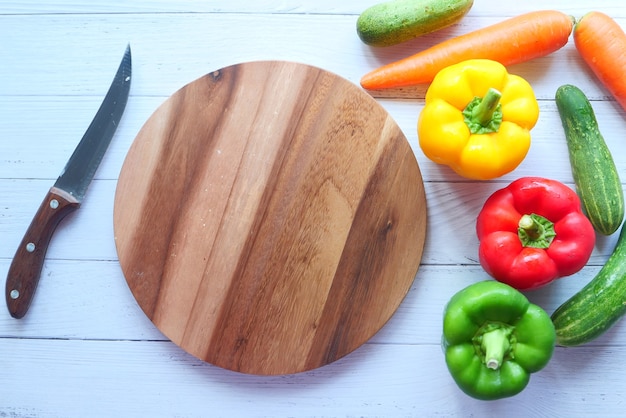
[356,0,473,47]
[555,84,625,235]
[551,224,626,346]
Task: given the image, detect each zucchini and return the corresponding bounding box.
[356,0,473,47]
[555,84,624,235]
[551,224,626,346]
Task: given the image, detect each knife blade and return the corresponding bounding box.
[5,45,132,319]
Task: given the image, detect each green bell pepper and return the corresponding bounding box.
[442,280,556,400]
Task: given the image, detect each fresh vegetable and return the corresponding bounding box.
[356,0,473,47]
[574,11,626,113]
[551,224,626,346]
[555,84,624,235]
[476,177,595,290]
[417,59,538,180]
[443,280,556,400]
[360,10,574,90]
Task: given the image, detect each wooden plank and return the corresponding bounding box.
[1,179,622,266]
[1,338,625,417]
[1,0,625,17]
[2,258,626,350]
[2,96,626,184]
[0,96,159,180]
[1,178,622,267]
[1,13,626,101]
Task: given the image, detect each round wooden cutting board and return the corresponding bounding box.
[113,61,427,375]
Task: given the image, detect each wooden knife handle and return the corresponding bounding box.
[5,187,80,318]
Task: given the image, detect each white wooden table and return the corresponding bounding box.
[2,1,626,416]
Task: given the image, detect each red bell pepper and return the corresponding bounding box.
[476,177,595,290]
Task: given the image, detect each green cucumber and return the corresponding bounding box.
[555,84,624,235]
[551,224,626,346]
[356,0,473,47]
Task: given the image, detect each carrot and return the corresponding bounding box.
[360,10,574,90]
[574,11,626,113]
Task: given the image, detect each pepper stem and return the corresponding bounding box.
[462,88,503,134]
[481,328,511,370]
[518,213,557,249]
[472,88,502,126]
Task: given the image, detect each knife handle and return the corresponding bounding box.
[5,187,80,318]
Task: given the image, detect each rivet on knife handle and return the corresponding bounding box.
[5,45,132,319]
[6,188,79,318]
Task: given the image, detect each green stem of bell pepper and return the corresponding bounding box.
[462,88,503,134]
[479,326,512,370]
[518,213,556,249]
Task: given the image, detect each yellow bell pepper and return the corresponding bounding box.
[417,59,539,180]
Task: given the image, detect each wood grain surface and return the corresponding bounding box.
[113,61,427,375]
[5,3,626,416]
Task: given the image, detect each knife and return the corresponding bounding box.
[5,45,132,319]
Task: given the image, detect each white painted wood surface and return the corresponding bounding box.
[2,1,626,416]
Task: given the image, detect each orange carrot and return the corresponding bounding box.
[360,10,574,90]
[574,11,626,113]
